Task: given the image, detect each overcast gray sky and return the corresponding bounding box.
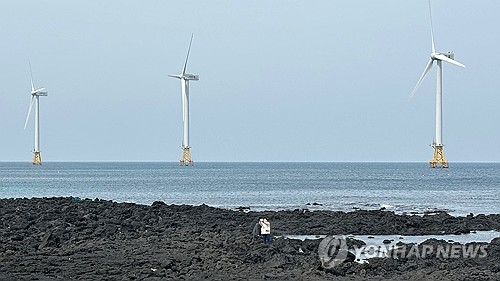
[1,1,499,162]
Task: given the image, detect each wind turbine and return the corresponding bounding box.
[24,62,48,165]
[410,1,465,168]
[169,34,199,166]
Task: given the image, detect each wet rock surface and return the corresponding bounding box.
[0,197,499,280]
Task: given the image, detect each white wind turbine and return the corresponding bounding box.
[24,63,48,165]
[410,1,465,168]
[169,34,199,166]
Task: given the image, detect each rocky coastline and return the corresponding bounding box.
[1,197,499,280]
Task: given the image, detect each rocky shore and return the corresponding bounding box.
[1,197,499,280]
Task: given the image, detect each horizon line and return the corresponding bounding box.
[1,160,500,164]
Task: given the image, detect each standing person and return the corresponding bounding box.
[259,218,271,244]
[252,220,261,239]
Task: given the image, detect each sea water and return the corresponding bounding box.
[0,162,499,216]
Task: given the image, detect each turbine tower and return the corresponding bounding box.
[169,34,199,166]
[24,63,48,165]
[410,1,465,168]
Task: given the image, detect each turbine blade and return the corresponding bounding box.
[434,54,466,68]
[29,61,35,92]
[428,0,436,53]
[182,33,194,75]
[24,96,35,130]
[168,74,181,79]
[410,59,434,99]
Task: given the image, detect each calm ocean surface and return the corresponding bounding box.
[1,162,499,216]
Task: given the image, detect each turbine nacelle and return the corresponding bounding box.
[168,74,199,81]
[31,88,48,96]
[183,74,199,81]
[443,52,454,60]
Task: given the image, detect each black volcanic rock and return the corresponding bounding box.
[0,197,499,280]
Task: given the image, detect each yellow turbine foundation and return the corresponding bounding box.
[33,152,42,165]
[429,145,448,168]
[180,147,193,166]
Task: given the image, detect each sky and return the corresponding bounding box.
[1,1,499,162]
